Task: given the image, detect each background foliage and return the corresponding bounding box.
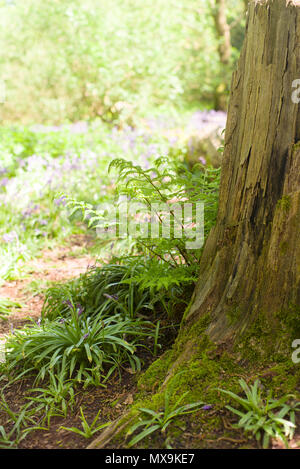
[0,0,245,124]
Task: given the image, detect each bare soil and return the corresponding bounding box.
[0,235,96,337]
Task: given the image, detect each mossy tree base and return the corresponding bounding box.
[88,308,300,449]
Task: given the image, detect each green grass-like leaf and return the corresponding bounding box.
[217,379,300,448]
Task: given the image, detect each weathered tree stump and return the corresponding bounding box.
[186,0,300,343]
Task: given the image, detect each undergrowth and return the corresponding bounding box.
[0,150,221,448]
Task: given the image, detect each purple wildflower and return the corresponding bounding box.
[77,304,84,316]
[103,293,118,301]
[70,121,88,134]
[22,203,40,219]
[83,333,89,340]
[64,299,73,309]
[54,195,67,207]
[168,136,178,146]
[2,231,18,243]
[202,404,213,411]
[22,208,34,218]
[0,178,9,187]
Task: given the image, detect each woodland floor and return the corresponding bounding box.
[0,235,299,450]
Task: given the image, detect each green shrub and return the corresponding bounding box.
[3,310,157,387]
[59,407,110,439]
[42,255,196,323]
[217,379,300,448]
[127,385,205,448]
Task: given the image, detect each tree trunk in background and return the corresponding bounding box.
[186,0,300,343]
[211,0,232,110]
[243,0,249,14]
[212,0,232,65]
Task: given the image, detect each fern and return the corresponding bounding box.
[59,157,220,268]
[121,260,197,292]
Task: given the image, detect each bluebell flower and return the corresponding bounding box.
[202,404,213,411]
[2,231,18,243]
[0,178,9,187]
[54,195,67,207]
[103,293,118,301]
[63,299,73,309]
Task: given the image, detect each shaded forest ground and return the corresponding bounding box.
[0,235,299,450]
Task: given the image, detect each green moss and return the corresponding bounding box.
[107,306,300,448]
[159,350,243,406]
[182,293,195,322]
[263,362,300,397]
[231,305,300,365]
[138,349,173,392]
[279,241,289,254]
[113,352,299,448]
[276,195,291,212]
[275,304,300,337]
[142,307,298,404]
[234,311,274,363]
[226,305,242,326]
[174,312,212,356]
[293,141,300,151]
